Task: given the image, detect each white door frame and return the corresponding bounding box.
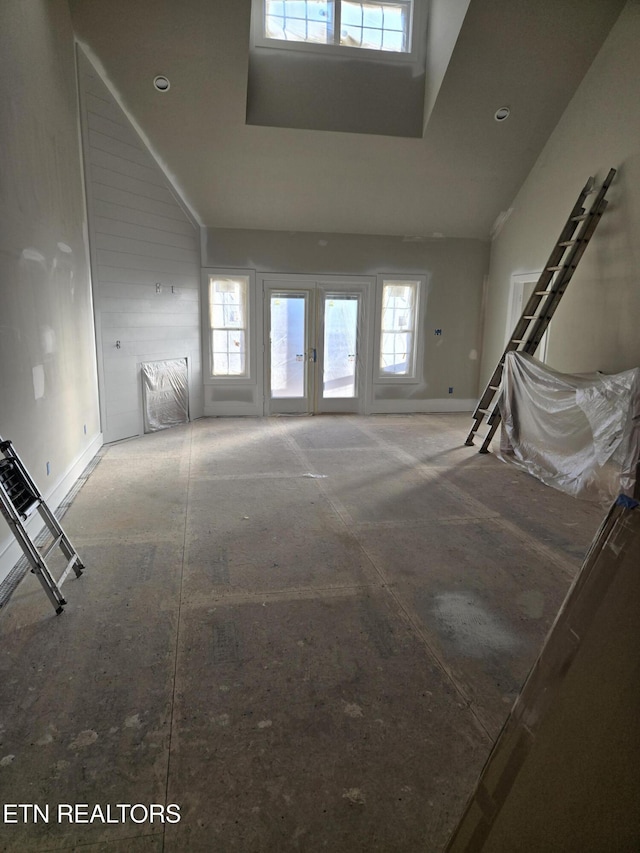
[507,272,549,363]
[260,273,373,415]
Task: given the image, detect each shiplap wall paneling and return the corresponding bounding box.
[77,48,202,443]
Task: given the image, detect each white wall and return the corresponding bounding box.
[77,49,203,443]
[203,228,489,410]
[247,48,426,138]
[480,0,640,387]
[422,0,471,132]
[0,0,101,583]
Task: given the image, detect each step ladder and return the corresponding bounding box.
[0,438,84,614]
[466,167,616,453]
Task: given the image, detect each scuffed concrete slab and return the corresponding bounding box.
[165,593,489,852]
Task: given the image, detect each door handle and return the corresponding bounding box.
[311,348,317,363]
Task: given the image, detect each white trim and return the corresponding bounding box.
[202,398,474,416]
[0,433,103,585]
[369,398,476,414]
[259,273,373,287]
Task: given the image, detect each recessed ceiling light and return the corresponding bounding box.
[494,106,510,122]
[153,75,170,92]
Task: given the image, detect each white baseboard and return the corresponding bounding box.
[368,398,476,414]
[203,399,476,417]
[0,433,103,585]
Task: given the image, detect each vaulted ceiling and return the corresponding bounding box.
[69,0,625,239]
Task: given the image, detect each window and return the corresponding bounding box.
[262,0,413,53]
[379,279,420,378]
[209,276,249,377]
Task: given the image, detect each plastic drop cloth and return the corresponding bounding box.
[497,352,640,503]
[141,359,189,433]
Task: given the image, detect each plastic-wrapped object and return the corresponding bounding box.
[141,358,189,433]
[497,352,640,503]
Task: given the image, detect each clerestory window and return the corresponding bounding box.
[262,0,414,53]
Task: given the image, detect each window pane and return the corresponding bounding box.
[265,0,332,44]
[228,353,244,376]
[341,2,362,25]
[361,27,384,50]
[340,1,411,52]
[307,1,331,21]
[323,295,358,398]
[380,332,412,375]
[270,294,306,398]
[381,331,398,355]
[211,304,226,329]
[382,27,404,51]
[213,330,229,353]
[362,5,382,27]
[340,23,363,46]
[307,21,329,42]
[226,303,244,329]
[212,332,246,377]
[213,353,229,376]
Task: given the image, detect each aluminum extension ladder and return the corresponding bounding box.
[0,437,84,614]
[466,167,616,453]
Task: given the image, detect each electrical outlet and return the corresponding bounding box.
[434,328,442,336]
[448,387,454,394]
[155,282,162,293]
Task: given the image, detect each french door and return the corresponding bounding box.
[264,278,370,415]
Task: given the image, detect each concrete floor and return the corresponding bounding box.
[0,414,605,852]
